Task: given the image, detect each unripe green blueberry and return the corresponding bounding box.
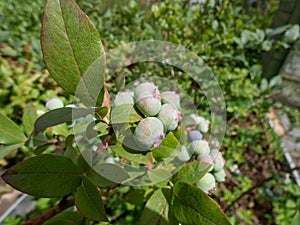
[198,117,210,133]
[104,157,115,164]
[177,145,191,162]
[113,91,134,107]
[210,149,221,161]
[196,173,216,193]
[210,149,225,172]
[37,110,45,115]
[214,169,226,182]
[161,91,180,109]
[136,96,161,116]
[134,117,165,150]
[45,98,64,110]
[214,157,225,172]
[65,104,77,108]
[190,114,210,133]
[114,157,120,162]
[157,103,182,131]
[188,130,202,142]
[134,82,160,101]
[197,153,214,171]
[190,113,202,125]
[190,140,210,156]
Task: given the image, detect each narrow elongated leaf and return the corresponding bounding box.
[173,161,211,184]
[1,154,83,197]
[41,0,105,96]
[266,24,290,37]
[139,188,170,225]
[115,72,125,92]
[22,103,38,136]
[75,177,108,221]
[111,104,143,124]
[0,143,23,159]
[101,87,111,121]
[0,112,26,145]
[110,144,153,164]
[34,107,97,134]
[173,183,232,225]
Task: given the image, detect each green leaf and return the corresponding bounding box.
[152,132,180,159]
[115,72,126,92]
[147,168,172,184]
[0,112,26,145]
[260,78,268,92]
[287,184,300,197]
[77,152,93,173]
[34,144,53,155]
[87,167,116,187]
[41,0,105,96]
[111,104,143,124]
[93,163,130,184]
[43,211,83,225]
[22,103,38,136]
[0,143,23,159]
[283,24,300,43]
[291,211,300,225]
[26,133,48,148]
[173,183,232,225]
[110,144,153,164]
[85,120,109,139]
[249,64,262,78]
[124,164,147,181]
[1,154,83,197]
[94,121,109,133]
[34,107,97,134]
[75,177,108,221]
[139,188,170,225]
[52,123,69,137]
[97,107,109,119]
[64,134,79,163]
[44,219,76,225]
[124,188,147,205]
[173,161,211,184]
[266,25,290,38]
[269,75,282,88]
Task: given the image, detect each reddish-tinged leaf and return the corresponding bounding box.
[41,0,105,105]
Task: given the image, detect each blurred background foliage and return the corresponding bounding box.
[0,0,299,224]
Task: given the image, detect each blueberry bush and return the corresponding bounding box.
[1,0,300,225]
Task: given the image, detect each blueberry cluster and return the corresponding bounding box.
[184,113,226,193]
[113,82,182,150]
[113,82,226,193]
